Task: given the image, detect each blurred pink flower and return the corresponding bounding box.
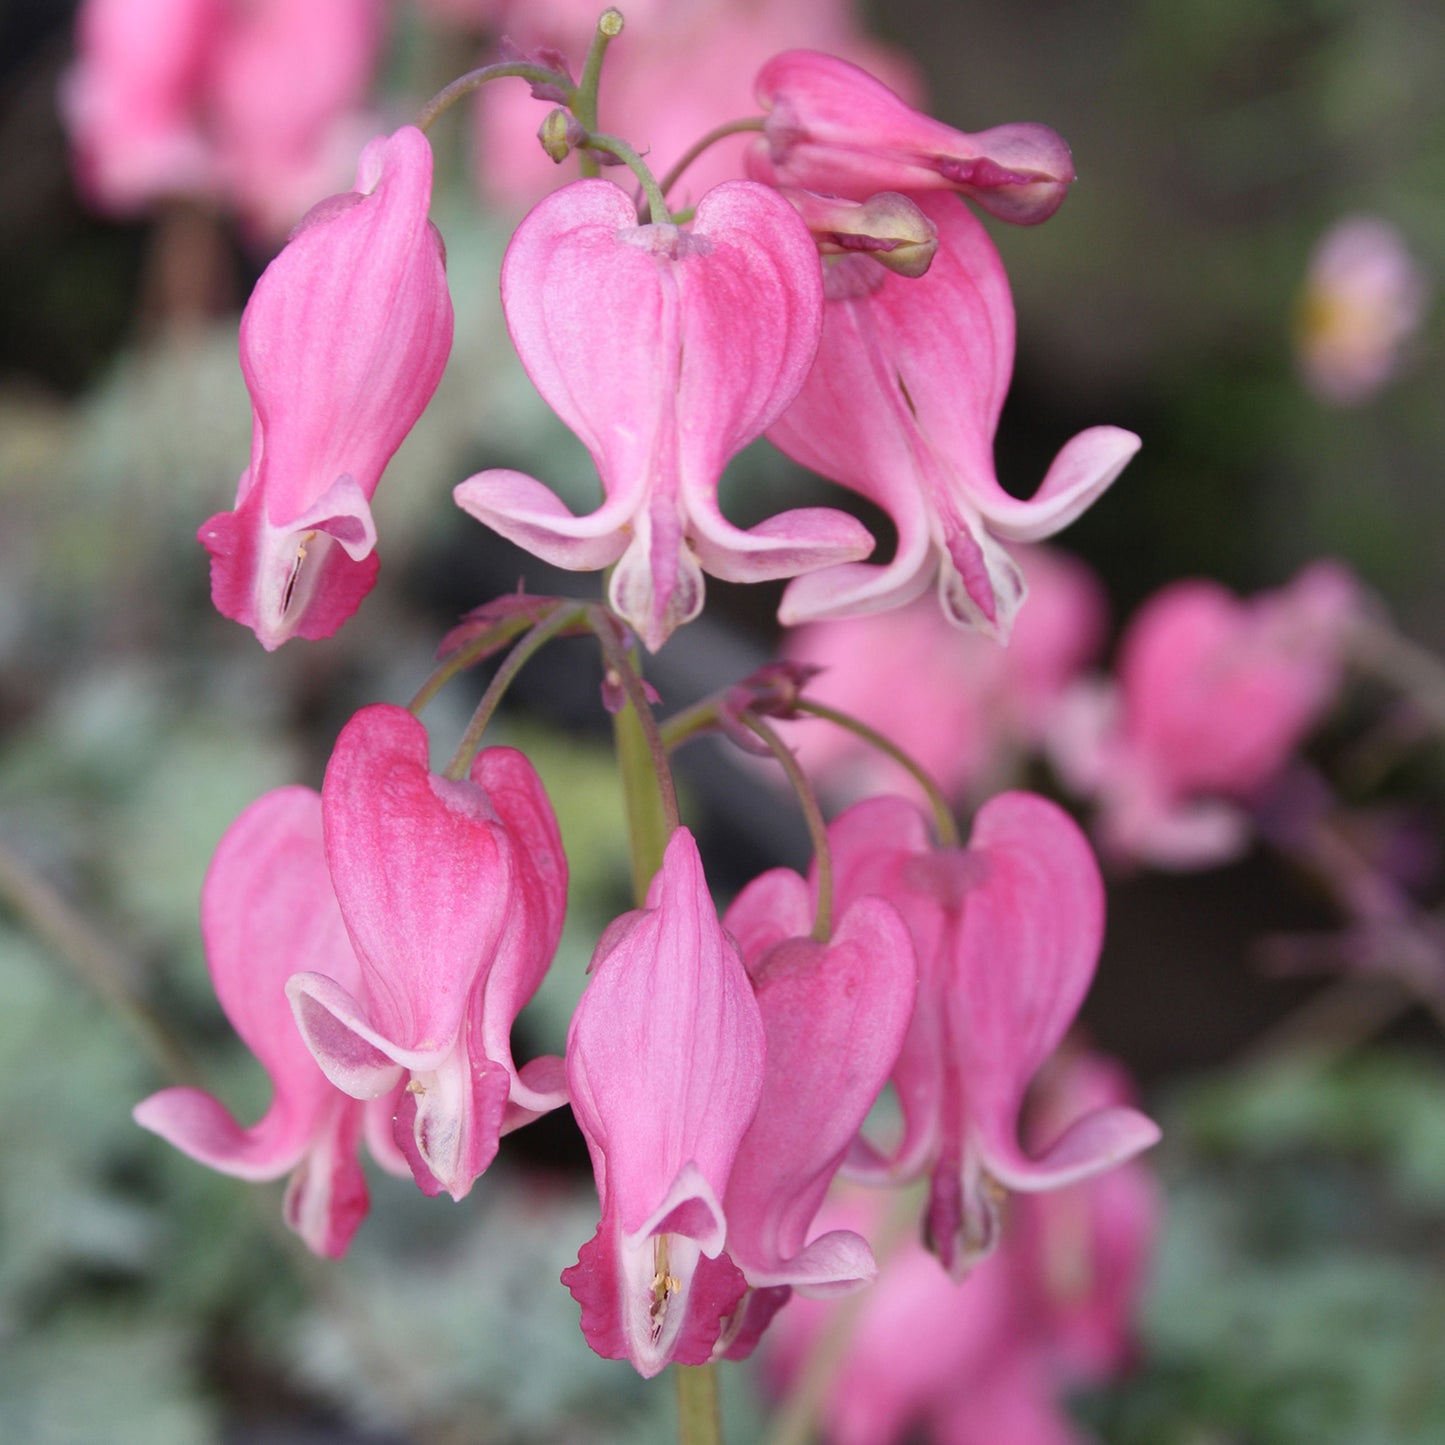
[62,0,218,214]
[62,0,385,237]
[471,0,920,211]
[769,194,1139,642]
[200,127,453,650]
[455,178,870,652]
[763,1052,1157,1445]
[1296,216,1429,406]
[134,787,407,1258]
[778,546,1108,805]
[1053,562,1362,869]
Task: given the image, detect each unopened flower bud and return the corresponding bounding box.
[538,107,573,164]
[782,188,939,278]
[753,50,1075,226]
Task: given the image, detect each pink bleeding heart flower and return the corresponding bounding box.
[1053,562,1362,869]
[751,49,1076,226]
[286,704,568,1201]
[715,875,917,1359]
[453,177,873,653]
[828,792,1159,1276]
[562,828,766,1378]
[770,193,1139,642]
[200,126,453,650]
[134,787,407,1258]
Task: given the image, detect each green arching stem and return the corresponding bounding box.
[654,116,767,202]
[579,131,672,222]
[413,61,577,135]
[406,607,556,716]
[657,697,722,752]
[589,610,680,900]
[740,709,834,944]
[0,834,199,1089]
[572,8,624,135]
[794,699,960,847]
[675,1364,722,1445]
[574,8,625,179]
[442,606,586,780]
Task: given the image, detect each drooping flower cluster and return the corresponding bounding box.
[144,16,1139,654]
[122,1,1164,1405]
[137,704,569,1246]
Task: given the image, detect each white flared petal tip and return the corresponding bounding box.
[741,1228,878,1298]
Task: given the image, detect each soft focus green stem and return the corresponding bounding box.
[654,116,766,201]
[1348,616,1445,735]
[1236,973,1413,1071]
[443,606,585,780]
[740,709,834,943]
[580,131,672,222]
[676,1363,722,1445]
[795,699,960,847]
[0,834,198,1087]
[414,61,576,133]
[591,613,678,900]
[407,608,550,715]
[658,697,722,752]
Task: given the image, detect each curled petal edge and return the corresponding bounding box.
[286,970,446,1095]
[979,426,1141,542]
[454,470,631,572]
[133,1089,307,1183]
[980,1104,1162,1195]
